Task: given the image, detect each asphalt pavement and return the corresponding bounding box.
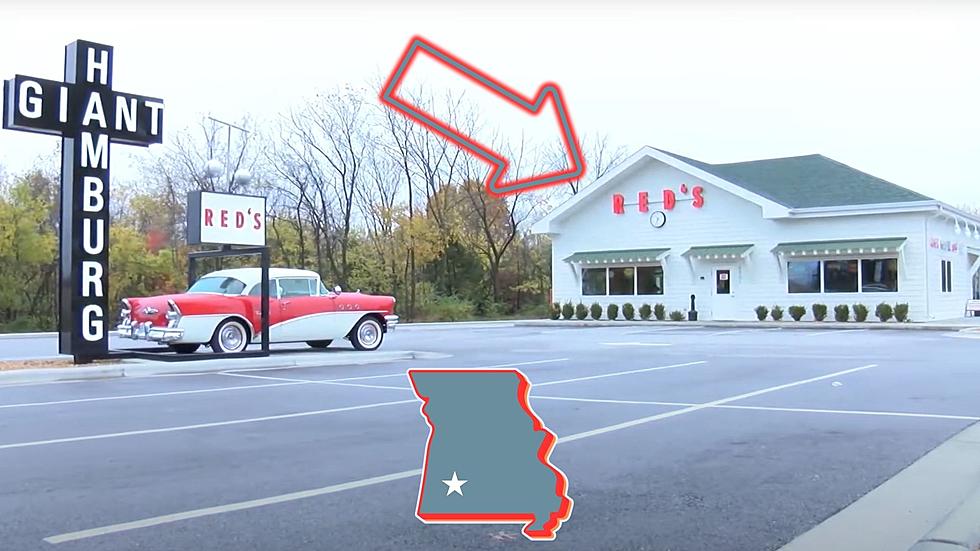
[0,324,978,550]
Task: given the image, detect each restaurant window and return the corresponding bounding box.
[788,261,820,293]
[609,267,635,295]
[823,260,858,293]
[637,266,664,295]
[941,260,952,293]
[861,258,898,292]
[582,268,607,296]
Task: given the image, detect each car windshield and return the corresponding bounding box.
[187,277,246,295]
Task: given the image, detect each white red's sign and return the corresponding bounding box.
[187,191,266,246]
[613,184,705,214]
[929,237,960,253]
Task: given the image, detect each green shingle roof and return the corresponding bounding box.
[771,237,907,256]
[658,150,932,209]
[682,244,754,259]
[563,248,670,264]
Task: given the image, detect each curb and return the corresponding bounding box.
[0,331,120,341]
[0,322,532,339]
[909,483,980,551]
[514,320,974,332]
[0,350,447,385]
[779,422,980,551]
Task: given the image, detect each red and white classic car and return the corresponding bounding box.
[117,268,398,353]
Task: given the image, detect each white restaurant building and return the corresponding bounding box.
[532,147,980,321]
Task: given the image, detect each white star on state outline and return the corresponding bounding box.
[442,471,467,496]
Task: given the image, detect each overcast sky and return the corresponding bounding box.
[1,1,978,206]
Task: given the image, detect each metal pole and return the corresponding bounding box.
[206,116,250,190]
[261,247,270,354]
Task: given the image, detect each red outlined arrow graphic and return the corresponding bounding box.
[379,36,585,197]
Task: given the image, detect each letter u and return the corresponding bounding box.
[82,218,105,255]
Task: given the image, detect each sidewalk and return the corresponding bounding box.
[779,422,980,551]
[515,319,980,332]
[0,350,448,385]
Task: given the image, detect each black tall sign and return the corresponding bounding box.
[2,40,164,362]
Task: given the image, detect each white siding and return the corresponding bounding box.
[548,157,935,321]
[924,215,977,319]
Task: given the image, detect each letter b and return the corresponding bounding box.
[83,177,104,212]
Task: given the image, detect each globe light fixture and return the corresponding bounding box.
[205,159,224,179]
[233,169,252,186]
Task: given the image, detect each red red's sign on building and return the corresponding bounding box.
[613,185,704,214]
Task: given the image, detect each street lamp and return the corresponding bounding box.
[205,116,252,188]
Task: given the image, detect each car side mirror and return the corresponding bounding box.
[334,285,342,294]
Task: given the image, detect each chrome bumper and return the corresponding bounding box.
[117,321,184,343]
[384,315,399,330]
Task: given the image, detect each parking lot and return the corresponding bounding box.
[0,324,978,550]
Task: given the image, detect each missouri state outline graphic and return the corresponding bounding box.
[407,368,573,541]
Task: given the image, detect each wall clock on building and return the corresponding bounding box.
[650,210,667,228]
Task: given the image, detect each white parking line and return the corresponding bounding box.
[221,372,411,391]
[531,395,979,421]
[42,362,878,544]
[535,360,706,387]
[43,469,426,544]
[0,358,569,409]
[559,364,878,443]
[0,381,310,410]
[706,329,762,336]
[599,342,672,347]
[803,329,868,337]
[0,399,418,451]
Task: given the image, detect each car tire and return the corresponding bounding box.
[210,319,250,354]
[169,344,200,354]
[306,340,332,349]
[350,317,383,351]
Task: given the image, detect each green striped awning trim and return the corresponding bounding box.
[771,237,907,257]
[682,244,754,260]
[563,248,670,264]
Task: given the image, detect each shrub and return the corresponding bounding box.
[623,303,636,320]
[654,303,667,321]
[894,303,910,322]
[549,302,561,320]
[669,310,684,321]
[875,302,893,322]
[561,301,574,320]
[771,305,784,321]
[639,303,652,320]
[575,303,588,320]
[754,305,769,321]
[416,296,475,322]
[788,305,806,321]
[853,303,869,322]
[834,304,850,322]
[589,302,602,321]
[812,303,828,321]
[607,303,619,320]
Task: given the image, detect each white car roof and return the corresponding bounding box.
[202,268,322,288]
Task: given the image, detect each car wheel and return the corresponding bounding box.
[169,344,200,354]
[210,319,249,353]
[306,340,332,349]
[350,317,383,351]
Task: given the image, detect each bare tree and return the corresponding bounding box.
[273,87,371,287]
[546,133,628,196]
